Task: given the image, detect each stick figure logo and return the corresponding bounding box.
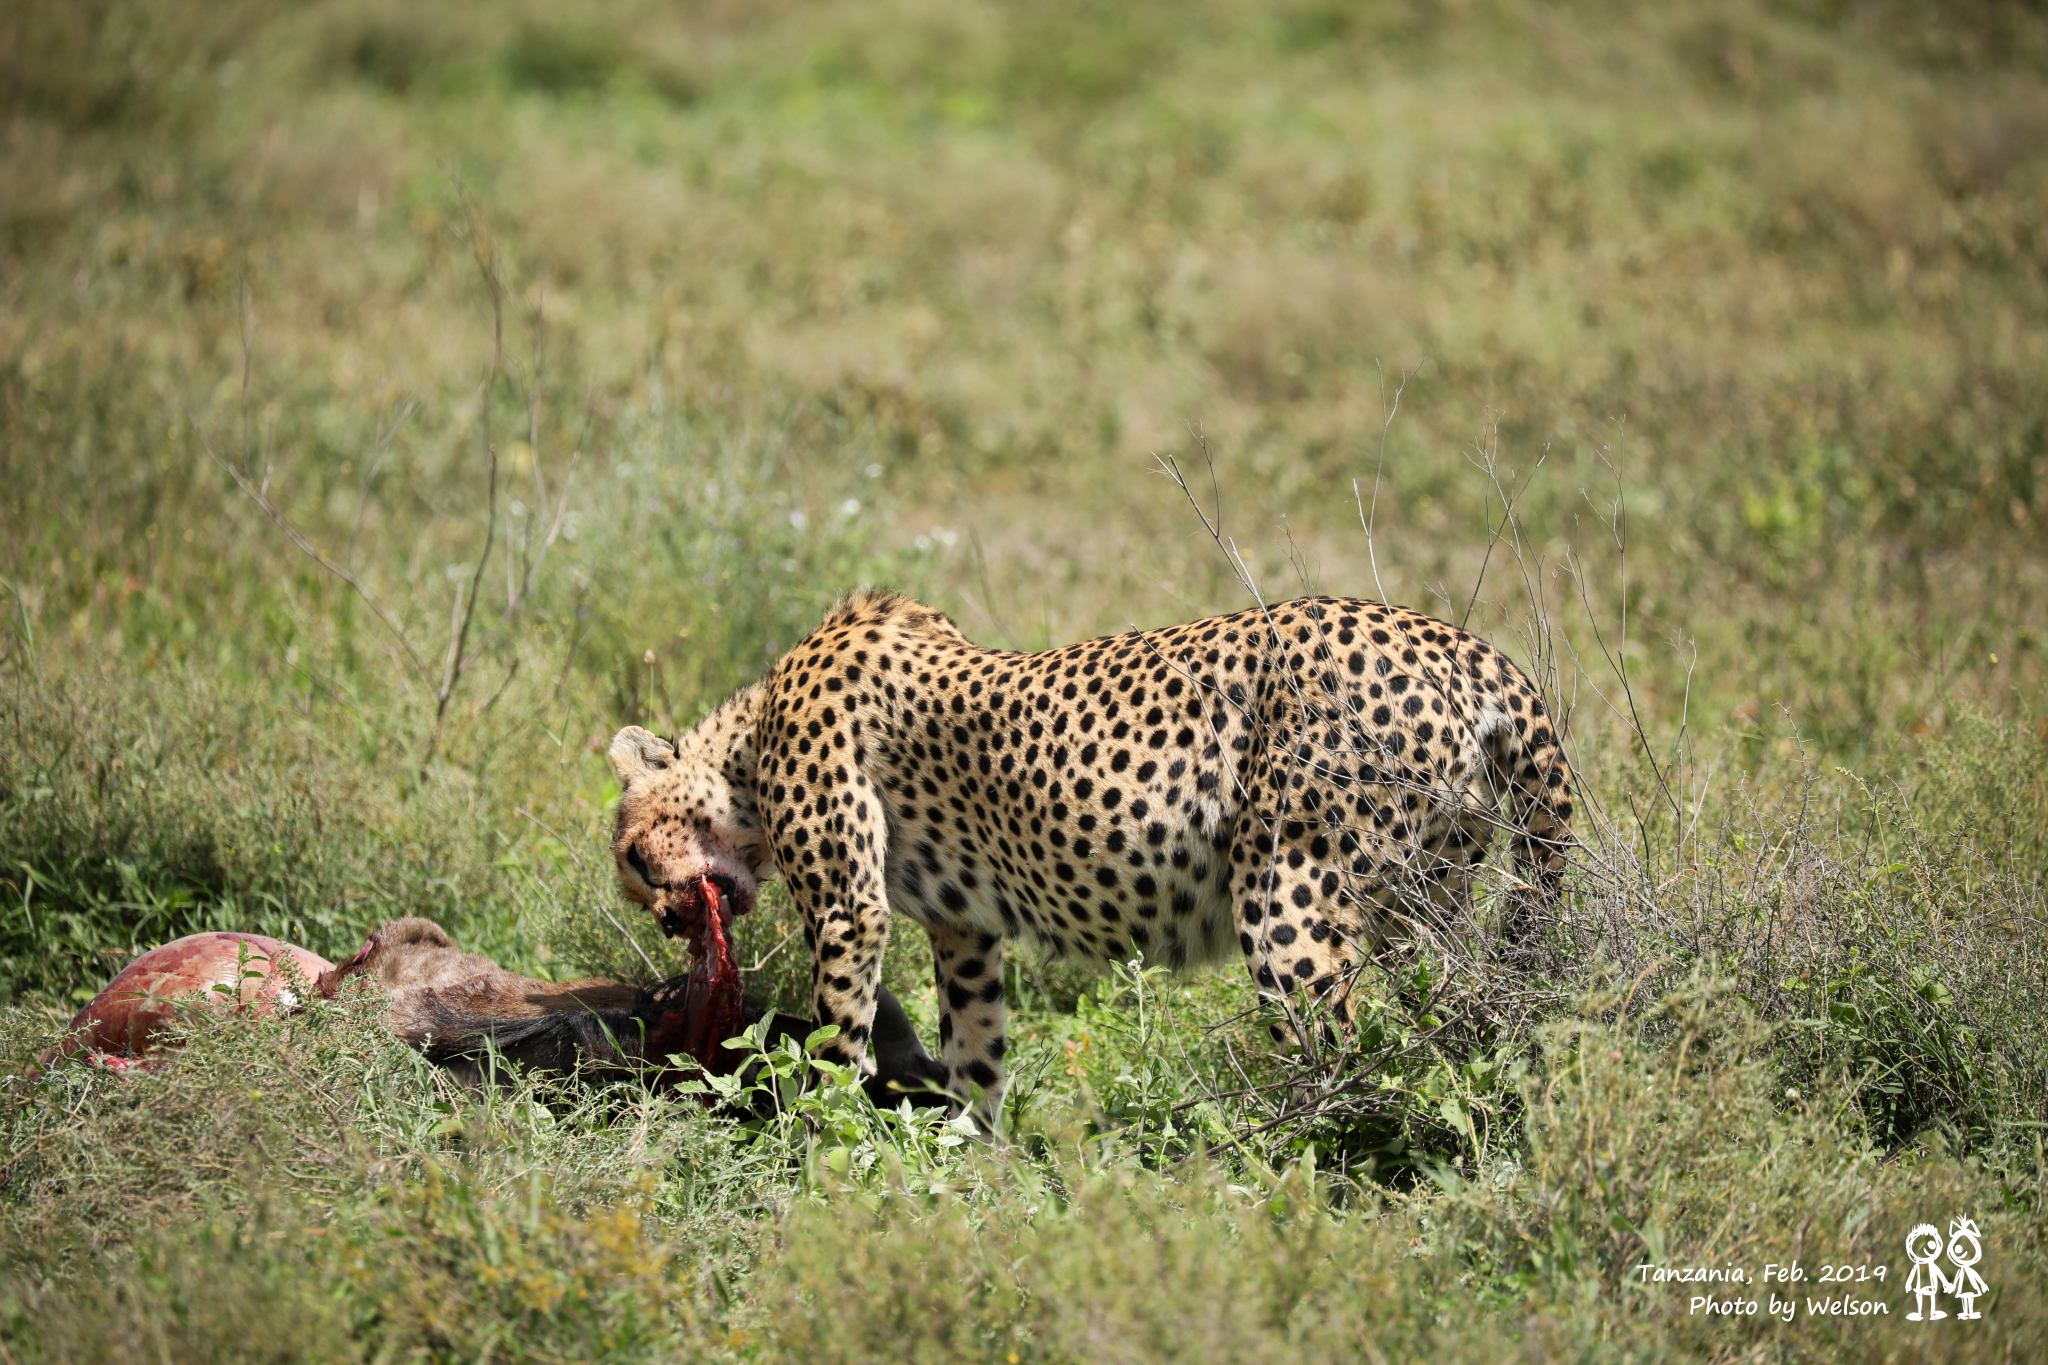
[1906,1215,1991,1322]
[1905,1224,1950,1321]
[1947,1217,1988,1320]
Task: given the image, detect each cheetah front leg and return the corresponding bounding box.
[928,924,1006,1123]
[766,764,895,1078]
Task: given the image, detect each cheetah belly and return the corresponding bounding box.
[880,790,1242,970]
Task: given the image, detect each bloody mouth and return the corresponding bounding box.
[645,874,745,1076]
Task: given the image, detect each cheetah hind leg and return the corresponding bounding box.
[928,923,1008,1126]
[1227,811,1372,1059]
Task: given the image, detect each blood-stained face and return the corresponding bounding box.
[608,703,771,942]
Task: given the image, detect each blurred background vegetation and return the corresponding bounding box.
[2,2,2045,1361]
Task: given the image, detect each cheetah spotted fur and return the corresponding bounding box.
[609,592,1573,1116]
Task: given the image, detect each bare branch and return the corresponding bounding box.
[438,194,506,726]
[964,529,1022,650]
[1358,356,1421,606]
[349,386,416,574]
[203,435,427,678]
[437,576,467,707]
[1460,422,1549,630]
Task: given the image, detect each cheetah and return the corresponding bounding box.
[608,592,1573,1117]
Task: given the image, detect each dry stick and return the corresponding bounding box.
[239,274,256,474]
[1280,515,1317,596]
[1584,440,1682,833]
[1200,1011,1483,1162]
[464,453,577,674]
[1354,387,1539,946]
[209,284,430,679]
[748,922,800,974]
[551,581,594,701]
[1164,1030,1443,1116]
[349,387,415,574]
[1677,685,1710,865]
[1544,603,1631,849]
[1565,539,1681,840]
[1359,358,1420,606]
[436,578,468,719]
[477,654,521,718]
[207,277,566,723]
[499,288,556,613]
[524,286,549,584]
[205,440,427,678]
[438,204,505,729]
[419,205,583,767]
[1467,439,1606,951]
[1460,434,1549,632]
[276,641,369,727]
[1514,544,1588,846]
[964,530,1023,651]
[1154,440,1317,1064]
[513,806,662,980]
[453,294,580,687]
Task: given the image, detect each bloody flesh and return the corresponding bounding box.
[40,932,336,1072]
[36,894,763,1085]
[644,875,746,1074]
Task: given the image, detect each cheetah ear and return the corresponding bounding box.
[608,726,676,783]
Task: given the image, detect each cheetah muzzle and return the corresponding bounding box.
[609,592,1574,1121]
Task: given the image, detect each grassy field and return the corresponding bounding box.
[3,1,2046,1360]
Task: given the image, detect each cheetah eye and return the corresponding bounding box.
[625,846,660,887]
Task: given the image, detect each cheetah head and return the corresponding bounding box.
[608,704,771,941]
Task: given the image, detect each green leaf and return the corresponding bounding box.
[1439,1094,1472,1140]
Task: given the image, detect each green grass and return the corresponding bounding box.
[3,1,2046,1360]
